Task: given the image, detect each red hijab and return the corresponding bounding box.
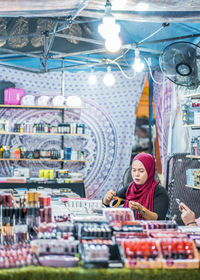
[124,153,158,220]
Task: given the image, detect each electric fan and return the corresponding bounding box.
[122,166,132,187]
[159,41,200,89]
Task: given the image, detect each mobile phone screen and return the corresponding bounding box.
[175,198,181,205]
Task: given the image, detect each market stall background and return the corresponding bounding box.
[0,67,145,198]
[0,2,199,207]
[0,0,199,181]
[0,0,199,276]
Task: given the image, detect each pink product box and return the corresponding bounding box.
[4,88,25,105]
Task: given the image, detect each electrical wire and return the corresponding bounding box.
[100,25,171,83]
[112,61,136,79]
[112,47,132,62]
[144,56,168,85]
[103,53,169,83]
[138,24,167,45]
[97,21,170,81]
[106,58,136,79]
[104,46,136,79]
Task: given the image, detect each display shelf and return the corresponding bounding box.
[183,124,200,129]
[0,104,86,175]
[0,182,86,197]
[183,93,200,98]
[183,92,200,98]
[0,104,83,110]
[186,184,200,190]
[0,158,86,162]
[0,132,85,136]
[186,155,200,159]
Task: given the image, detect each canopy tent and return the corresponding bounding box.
[0,0,199,76]
[0,0,197,194]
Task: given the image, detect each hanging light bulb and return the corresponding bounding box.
[132,48,145,72]
[132,57,144,72]
[88,68,97,85]
[98,0,121,53]
[103,66,115,87]
[98,16,120,39]
[105,36,121,53]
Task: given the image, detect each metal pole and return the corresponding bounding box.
[148,76,153,154]
[61,59,65,96]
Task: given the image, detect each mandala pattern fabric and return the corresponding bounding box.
[153,71,173,179]
[0,67,146,198]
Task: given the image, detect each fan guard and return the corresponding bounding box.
[159,41,200,90]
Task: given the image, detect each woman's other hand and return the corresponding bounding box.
[129,201,143,211]
[103,190,116,205]
[129,200,158,220]
[179,202,196,226]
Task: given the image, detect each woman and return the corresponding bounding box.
[103,152,169,220]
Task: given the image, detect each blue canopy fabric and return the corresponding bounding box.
[0,1,200,73]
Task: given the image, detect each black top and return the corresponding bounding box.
[116,183,169,220]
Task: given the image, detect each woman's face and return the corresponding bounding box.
[131,160,148,185]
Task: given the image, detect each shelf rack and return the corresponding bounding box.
[0,105,83,110]
[0,104,86,168]
[0,158,86,162]
[0,132,85,136]
[183,124,200,129]
[186,184,200,190]
[186,155,200,159]
[183,93,200,98]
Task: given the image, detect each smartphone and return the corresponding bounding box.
[175,198,181,205]
[176,198,186,211]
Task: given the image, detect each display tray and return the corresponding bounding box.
[81,243,123,269]
[0,182,86,197]
[38,255,79,268]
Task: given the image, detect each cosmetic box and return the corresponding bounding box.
[4,88,25,105]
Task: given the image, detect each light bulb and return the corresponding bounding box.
[105,36,121,52]
[103,70,115,87]
[132,57,145,72]
[132,48,145,72]
[98,16,120,39]
[88,73,97,85]
[66,96,82,107]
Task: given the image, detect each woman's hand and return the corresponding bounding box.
[179,202,196,226]
[103,190,116,205]
[129,201,143,211]
[129,200,158,220]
